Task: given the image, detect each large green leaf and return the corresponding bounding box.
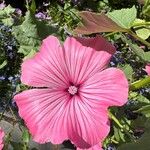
[107,6,137,29]
[12,10,58,56]
[12,10,40,56]
[0,5,15,26]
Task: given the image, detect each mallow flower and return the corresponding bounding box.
[14,36,128,149]
[77,143,102,150]
[0,128,4,150]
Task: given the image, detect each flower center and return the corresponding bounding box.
[68,86,78,95]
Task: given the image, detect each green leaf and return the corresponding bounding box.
[0,5,15,26]
[0,60,7,69]
[1,17,14,26]
[12,10,59,57]
[142,0,150,19]
[114,126,126,142]
[22,129,30,143]
[0,5,15,15]
[20,11,38,38]
[30,0,36,13]
[12,10,40,56]
[136,94,150,104]
[118,120,150,150]
[107,6,137,29]
[136,28,150,40]
[144,53,150,62]
[119,64,133,82]
[135,105,150,117]
[36,20,58,39]
[121,35,150,63]
[23,49,36,60]
[133,19,150,40]
[129,92,150,105]
[12,25,40,56]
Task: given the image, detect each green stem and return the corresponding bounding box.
[25,0,29,7]
[130,76,150,91]
[105,29,150,47]
[128,30,150,47]
[131,22,150,28]
[108,111,124,128]
[111,138,119,144]
[104,31,119,37]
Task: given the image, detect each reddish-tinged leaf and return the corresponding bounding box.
[74,11,126,35]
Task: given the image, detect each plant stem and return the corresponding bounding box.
[111,138,119,144]
[131,22,150,28]
[130,76,150,91]
[104,31,119,37]
[105,29,150,47]
[108,111,123,129]
[128,30,150,47]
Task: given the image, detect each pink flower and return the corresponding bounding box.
[77,143,103,150]
[0,128,4,150]
[145,64,150,75]
[14,36,128,149]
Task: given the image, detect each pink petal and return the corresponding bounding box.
[14,89,70,144]
[80,68,128,107]
[63,36,115,85]
[21,36,69,88]
[145,64,150,75]
[77,143,103,150]
[14,88,110,148]
[0,128,4,150]
[67,96,110,149]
